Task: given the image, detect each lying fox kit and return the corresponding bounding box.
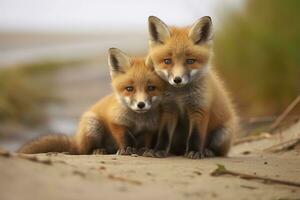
[147,16,238,158]
[75,48,166,155]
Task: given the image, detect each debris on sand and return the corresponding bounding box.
[72,170,86,178]
[264,137,300,153]
[211,164,300,188]
[193,171,202,176]
[17,154,52,165]
[240,185,257,190]
[0,148,52,165]
[267,95,300,132]
[234,132,271,145]
[107,174,142,185]
[0,148,11,157]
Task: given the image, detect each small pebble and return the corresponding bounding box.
[242,151,251,155]
[72,170,86,178]
[146,172,153,176]
[193,171,202,176]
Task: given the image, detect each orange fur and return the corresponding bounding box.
[19,53,166,155]
[18,135,77,154]
[148,16,238,157]
[75,54,166,155]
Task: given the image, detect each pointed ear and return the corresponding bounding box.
[188,16,213,45]
[148,16,171,45]
[108,48,131,76]
[145,55,155,71]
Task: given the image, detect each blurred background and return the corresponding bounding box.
[0,0,299,151]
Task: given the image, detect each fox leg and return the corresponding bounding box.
[144,132,154,149]
[76,112,106,154]
[206,121,234,157]
[185,118,194,156]
[143,125,165,157]
[152,112,177,158]
[141,131,156,157]
[185,109,209,159]
[108,123,136,155]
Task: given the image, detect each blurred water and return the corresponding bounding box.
[0,32,147,68]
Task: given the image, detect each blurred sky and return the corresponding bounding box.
[0,0,244,32]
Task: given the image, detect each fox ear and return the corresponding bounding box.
[148,16,171,45]
[108,48,131,76]
[145,56,155,71]
[188,16,213,45]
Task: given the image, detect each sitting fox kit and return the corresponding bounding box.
[19,16,237,159]
[76,48,166,155]
[147,16,238,158]
[19,48,166,155]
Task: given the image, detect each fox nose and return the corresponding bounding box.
[137,102,145,109]
[173,77,182,84]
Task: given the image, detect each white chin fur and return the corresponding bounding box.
[133,109,149,113]
[170,82,186,87]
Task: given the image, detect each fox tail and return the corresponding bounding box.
[18,135,78,154]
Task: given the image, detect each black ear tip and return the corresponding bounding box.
[148,16,156,21]
[108,48,117,54]
[108,48,125,56]
[148,16,161,23]
[202,16,212,22]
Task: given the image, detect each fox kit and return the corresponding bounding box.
[147,16,238,158]
[19,48,166,155]
[76,48,166,155]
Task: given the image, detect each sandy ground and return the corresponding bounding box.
[1,122,300,200]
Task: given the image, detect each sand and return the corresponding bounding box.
[1,122,300,200]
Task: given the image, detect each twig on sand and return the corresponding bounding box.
[0,148,11,157]
[0,148,52,165]
[264,137,300,153]
[267,95,300,132]
[234,132,271,145]
[211,164,300,188]
[108,174,142,185]
[17,154,52,165]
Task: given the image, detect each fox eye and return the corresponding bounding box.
[164,58,172,65]
[125,86,134,92]
[147,85,156,91]
[186,59,196,64]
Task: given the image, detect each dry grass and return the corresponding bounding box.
[0,59,84,127]
[214,0,300,117]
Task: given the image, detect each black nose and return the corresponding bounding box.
[137,102,145,109]
[173,77,182,84]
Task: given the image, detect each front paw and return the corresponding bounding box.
[203,148,216,158]
[154,150,169,158]
[136,147,147,156]
[184,149,216,159]
[93,148,107,155]
[142,149,155,157]
[184,151,204,159]
[116,146,136,155]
